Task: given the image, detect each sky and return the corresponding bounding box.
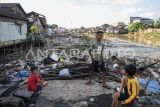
[0,0,160,28]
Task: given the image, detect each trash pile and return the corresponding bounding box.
[0,54,160,107]
[0,35,91,107]
[0,34,160,107]
[106,56,160,107]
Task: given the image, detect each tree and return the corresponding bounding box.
[154,20,160,28]
[128,22,145,32]
[30,25,38,34]
[101,24,110,29]
[101,24,110,32]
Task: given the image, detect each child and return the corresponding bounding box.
[36,71,48,90]
[86,31,109,88]
[111,64,140,107]
[27,66,48,92]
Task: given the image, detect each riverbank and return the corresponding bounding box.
[106,33,160,47]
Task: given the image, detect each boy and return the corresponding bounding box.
[111,64,140,107]
[86,31,109,88]
[36,71,48,89]
[27,66,48,92]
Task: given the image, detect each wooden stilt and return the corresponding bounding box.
[3,47,6,55]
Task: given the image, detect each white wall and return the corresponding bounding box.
[133,19,154,25]
[133,19,141,23]
[0,21,27,42]
[141,20,154,26]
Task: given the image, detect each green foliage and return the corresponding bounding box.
[83,33,92,41]
[30,25,38,34]
[154,20,160,28]
[26,32,32,38]
[128,22,145,32]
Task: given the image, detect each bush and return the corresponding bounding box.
[154,20,160,28]
[128,22,145,32]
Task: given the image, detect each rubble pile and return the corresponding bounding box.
[0,54,160,106]
[0,34,160,107]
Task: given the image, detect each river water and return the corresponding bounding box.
[106,38,160,58]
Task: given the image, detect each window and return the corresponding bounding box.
[19,25,22,35]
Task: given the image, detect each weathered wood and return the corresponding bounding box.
[14,88,36,103]
[44,73,90,81]
[106,72,121,82]
[0,96,26,107]
[0,82,19,97]
[147,67,159,79]
[96,73,121,82]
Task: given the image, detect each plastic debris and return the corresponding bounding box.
[139,78,160,93]
[50,53,59,62]
[59,68,70,77]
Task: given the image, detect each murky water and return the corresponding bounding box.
[105,39,160,58]
[110,40,160,53]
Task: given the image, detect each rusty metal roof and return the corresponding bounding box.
[0,7,27,21]
[0,3,26,15]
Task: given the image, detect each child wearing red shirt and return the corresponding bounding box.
[27,66,48,92]
[36,72,48,89]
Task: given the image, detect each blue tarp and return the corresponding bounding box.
[139,78,160,93]
[15,70,30,78]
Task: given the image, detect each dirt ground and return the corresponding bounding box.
[41,80,118,101]
[36,79,119,107]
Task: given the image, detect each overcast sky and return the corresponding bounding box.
[1,0,160,28]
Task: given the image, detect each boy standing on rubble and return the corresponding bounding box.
[111,64,140,107]
[86,31,109,88]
